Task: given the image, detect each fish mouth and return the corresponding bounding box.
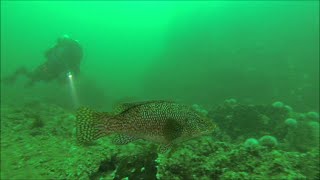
[201,129,215,136]
[202,124,216,135]
[196,127,215,137]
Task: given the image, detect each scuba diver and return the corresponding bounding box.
[2,35,83,87]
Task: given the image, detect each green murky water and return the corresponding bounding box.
[1,1,319,179]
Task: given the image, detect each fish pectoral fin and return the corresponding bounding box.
[112,134,139,145]
[163,118,183,141]
[158,143,173,153]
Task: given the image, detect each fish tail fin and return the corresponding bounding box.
[76,107,111,144]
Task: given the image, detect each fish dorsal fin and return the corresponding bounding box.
[113,100,175,114]
[113,103,139,114]
[158,143,173,153]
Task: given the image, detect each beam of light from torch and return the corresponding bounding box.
[67,72,79,108]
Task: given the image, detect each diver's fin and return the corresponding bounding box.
[1,75,17,85]
[76,107,112,144]
[24,80,36,88]
[2,67,31,85]
[112,134,140,145]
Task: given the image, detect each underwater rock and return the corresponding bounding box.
[258,135,278,148]
[89,146,158,180]
[272,101,284,108]
[285,119,319,152]
[30,115,44,129]
[156,136,317,180]
[306,111,319,121]
[285,118,298,128]
[208,103,289,142]
[284,105,293,112]
[244,138,259,149]
[191,103,209,116]
[223,98,238,108]
[224,98,237,105]
[1,101,319,180]
[272,101,294,113]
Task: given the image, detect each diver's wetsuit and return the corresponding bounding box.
[2,36,83,86]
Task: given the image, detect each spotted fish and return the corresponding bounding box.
[76,100,216,151]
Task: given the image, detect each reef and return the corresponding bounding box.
[1,100,319,179]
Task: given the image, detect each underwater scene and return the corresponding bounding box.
[1,1,319,180]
